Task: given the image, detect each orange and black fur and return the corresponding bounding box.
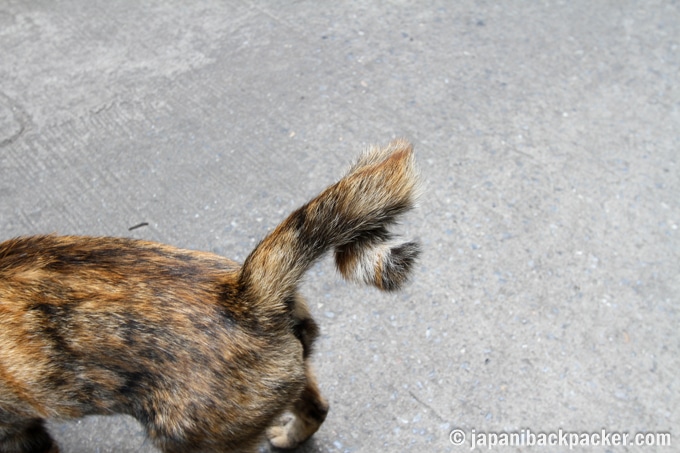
[0,140,420,453]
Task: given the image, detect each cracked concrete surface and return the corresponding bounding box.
[1,1,678,452]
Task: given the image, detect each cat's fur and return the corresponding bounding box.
[0,140,420,453]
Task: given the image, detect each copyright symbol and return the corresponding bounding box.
[449,428,466,446]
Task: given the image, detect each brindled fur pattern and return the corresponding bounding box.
[0,139,420,453]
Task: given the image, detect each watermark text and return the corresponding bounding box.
[449,428,671,450]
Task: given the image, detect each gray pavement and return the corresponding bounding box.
[1,1,678,452]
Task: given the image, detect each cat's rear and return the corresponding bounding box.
[0,139,420,453]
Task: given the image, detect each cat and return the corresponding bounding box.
[0,139,420,453]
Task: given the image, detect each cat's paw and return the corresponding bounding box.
[266,414,302,449]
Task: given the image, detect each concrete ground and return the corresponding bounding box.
[1,1,678,452]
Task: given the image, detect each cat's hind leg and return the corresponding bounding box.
[266,362,329,449]
[0,418,58,453]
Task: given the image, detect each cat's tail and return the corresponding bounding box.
[238,139,420,312]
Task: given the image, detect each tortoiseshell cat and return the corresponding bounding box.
[0,140,420,452]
